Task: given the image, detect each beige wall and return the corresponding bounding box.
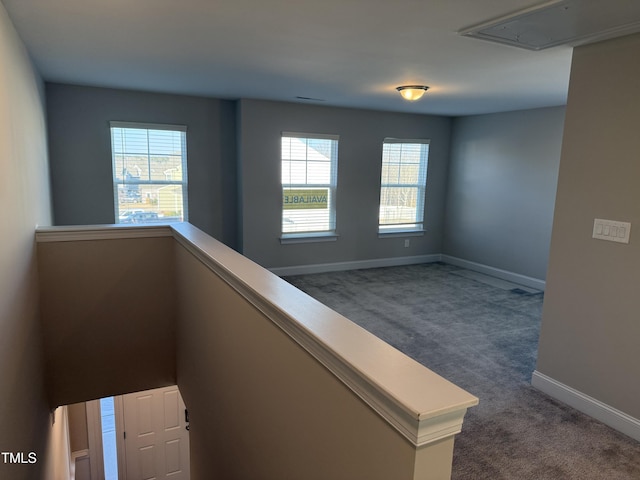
[34,226,472,479]
[43,407,72,480]
[537,33,640,419]
[38,237,178,407]
[68,403,89,452]
[175,244,446,480]
[0,3,53,479]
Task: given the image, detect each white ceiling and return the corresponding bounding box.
[0,0,594,115]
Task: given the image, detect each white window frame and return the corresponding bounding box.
[280,132,339,243]
[110,121,188,224]
[378,138,430,235]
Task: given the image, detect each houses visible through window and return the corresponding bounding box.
[110,122,188,224]
[281,132,338,238]
[378,139,429,233]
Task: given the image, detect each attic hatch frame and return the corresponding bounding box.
[459,0,640,51]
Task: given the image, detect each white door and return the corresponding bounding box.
[122,386,190,480]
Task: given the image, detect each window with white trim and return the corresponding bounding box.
[378,139,429,232]
[281,133,338,237]
[110,122,188,224]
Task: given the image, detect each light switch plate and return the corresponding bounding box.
[592,218,631,244]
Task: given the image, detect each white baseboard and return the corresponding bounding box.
[270,254,442,277]
[532,370,640,442]
[270,254,547,290]
[440,255,545,291]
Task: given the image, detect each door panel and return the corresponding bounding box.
[123,386,189,480]
[165,440,181,474]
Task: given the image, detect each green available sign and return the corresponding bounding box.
[283,189,329,209]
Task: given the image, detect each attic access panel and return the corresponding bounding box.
[459,0,640,50]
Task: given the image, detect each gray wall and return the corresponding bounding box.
[239,99,452,268]
[46,84,238,247]
[443,107,565,281]
[45,89,565,277]
[537,33,640,419]
[0,3,53,479]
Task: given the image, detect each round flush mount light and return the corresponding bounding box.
[396,85,429,101]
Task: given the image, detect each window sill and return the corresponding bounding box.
[280,233,339,244]
[378,229,425,238]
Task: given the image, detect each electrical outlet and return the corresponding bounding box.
[404,239,410,247]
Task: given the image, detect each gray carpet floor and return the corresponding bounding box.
[284,263,640,479]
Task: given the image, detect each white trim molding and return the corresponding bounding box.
[70,450,90,480]
[110,121,187,132]
[70,449,90,461]
[378,229,425,238]
[532,371,640,442]
[269,254,442,277]
[269,254,545,290]
[36,224,174,243]
[85,400,104,480]
[280,233,339,245]
[441,255,546,291]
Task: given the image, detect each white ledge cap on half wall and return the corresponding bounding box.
[36,222,479,446]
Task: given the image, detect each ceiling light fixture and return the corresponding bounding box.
[396,85,429,101]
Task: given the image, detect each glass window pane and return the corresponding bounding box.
[384,143,402,163]
[378,140,428,231]
[381,164,400,185]
[288,138,309,160]
[281,160,291,184]
[100,397,118,480]
[119,128,148,155]
[399,164,420,184]
[281,134,338,235]
[288,160,308,185]
[112,125,187,224]
[116,184,185,223]
[307,139,332,160]
[379,187,419,225]
[307,161,331,184]
[149,156,183,181]
[148,129,182,155]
